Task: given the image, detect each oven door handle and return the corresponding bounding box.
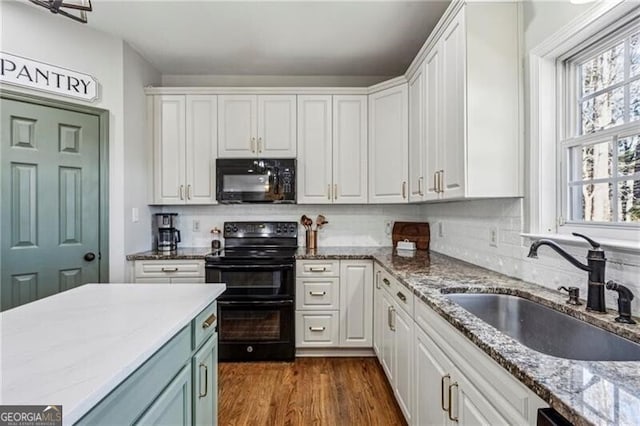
[218,300,293,306]
[206,264,293,270]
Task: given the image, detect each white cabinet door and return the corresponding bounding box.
[257,95,296,157]
[297,95,332,204]
[408,63,425,203]
[424,46,442,201]
[185,95,217,204]
[393,302,413,423]
[333,95,368,204]
[339,260,373,347]
[372,268,383,358]
[414,324,453,426]
[368,84,409,203]
[153,95,186,204]
[218,95,256,158]
[455,372,511,426]
[380,290,395,383]
[440,10,466,199]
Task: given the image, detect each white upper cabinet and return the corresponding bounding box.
[186,95,218,204]
[297,95,333,203]
[218,95,296,158]
[409,2,521,200]
[368,84,409,204]
[440,10,465,199]
[333,95,368,204]
[408,64,426,202]
[151,95,217,205]
[297,94,367,204]
[217,95,256,158]
[257,95,297,157]
[423,46,441,201]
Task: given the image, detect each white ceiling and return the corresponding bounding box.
[85,1,450,77]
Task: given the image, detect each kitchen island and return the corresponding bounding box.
[0,283,226,425]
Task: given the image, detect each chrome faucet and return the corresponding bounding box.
[527,233,607,313]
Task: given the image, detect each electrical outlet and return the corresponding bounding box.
[489,226,498,247]
[193,219,200,232]
[438,222,444,238]
[385,221,392,236]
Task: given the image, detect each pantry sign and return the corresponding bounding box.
[0,52,99,102]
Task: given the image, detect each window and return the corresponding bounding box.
[562,24,640,226]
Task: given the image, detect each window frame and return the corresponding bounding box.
[559,20,640,230]
[526,1,640,247]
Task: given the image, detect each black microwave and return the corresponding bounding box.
[216,158,296,204]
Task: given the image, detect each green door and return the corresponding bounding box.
[1,98,101,311]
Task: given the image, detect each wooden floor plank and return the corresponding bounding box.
[219,357,406,426]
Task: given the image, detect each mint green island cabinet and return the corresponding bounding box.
[0,284,225,426]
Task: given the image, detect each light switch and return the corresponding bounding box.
[131,207,139,223]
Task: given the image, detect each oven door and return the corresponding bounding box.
[206,263,294,299]
[218,300,294,361]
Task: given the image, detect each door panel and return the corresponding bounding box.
[257,95,296,157]
[185,95,217,204]
[368,85,409,203]
[408,64,425,202]
[339,260,373,347]
[333,95,368,204]
[1,99,101,310]
[297,95,332,204]
[424,46,441,200]
[441,12,466,199]
[218,95,256,158]
[154,95,186,204]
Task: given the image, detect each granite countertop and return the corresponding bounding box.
[126,245,640,424]
[125,247,212,260]
[0,283,226,425]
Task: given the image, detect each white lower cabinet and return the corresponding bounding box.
[295,260,373,349]
[413,293,547,426]
[131,260,205,283]
[374,264,414,424]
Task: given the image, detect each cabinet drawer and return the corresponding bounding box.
[295,311,339,347]
[135,260,204,278]
[379,269,414,316]
[296,260,340,277]
[296,278,339,310]
[193,302,217,350]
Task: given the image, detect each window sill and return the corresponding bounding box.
[521,233,640,254]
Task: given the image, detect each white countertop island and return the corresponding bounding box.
[0,283,226,425]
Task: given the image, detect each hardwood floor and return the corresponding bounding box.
[219,357,407,426]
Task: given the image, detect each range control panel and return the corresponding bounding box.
[223,221,298,238]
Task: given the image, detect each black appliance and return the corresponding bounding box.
[205,221,298,361]
[153,213,181,253]
[216,158,296,204]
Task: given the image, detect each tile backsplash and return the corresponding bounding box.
[421,198,640,313]
[162,204,423,248]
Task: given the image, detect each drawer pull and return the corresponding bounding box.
[309,326,326,332]
[448,382,459,422]
[202,313,217,329]
[396,291,407,302]
[309,267,327,272]
[441,374,450,411]
[198,363,208,398]
[309,291,327,296]
[161,267,178,273]
[383,278,391,287]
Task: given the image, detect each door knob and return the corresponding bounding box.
[84,252,96,262]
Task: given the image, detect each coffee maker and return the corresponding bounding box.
[154,213,181,253]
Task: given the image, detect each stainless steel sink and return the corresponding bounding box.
[445,293,640,361]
